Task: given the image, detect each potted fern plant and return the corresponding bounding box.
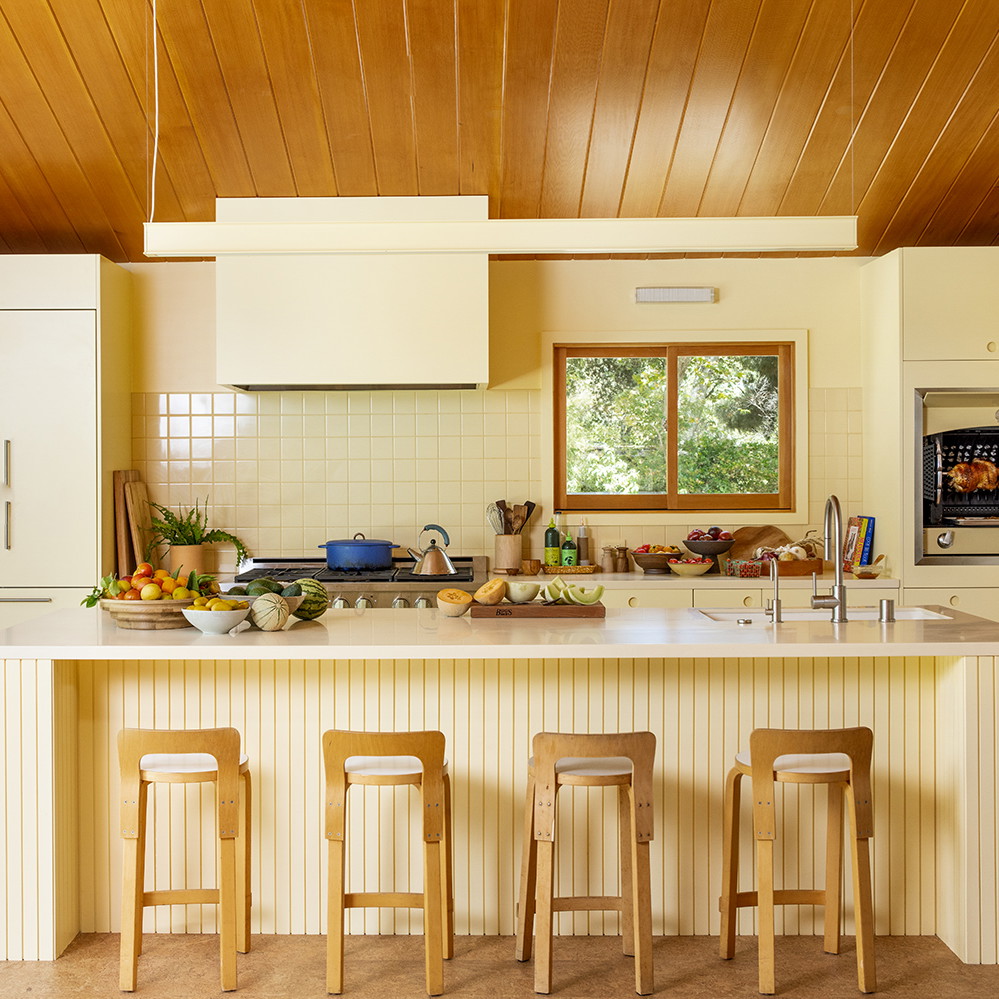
[145,497,250,575]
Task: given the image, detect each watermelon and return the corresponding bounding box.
[250,592,290,631]
[292,578,330,620]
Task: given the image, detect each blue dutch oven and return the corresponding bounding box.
[318,533,396,571]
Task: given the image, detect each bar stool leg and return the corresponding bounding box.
[847,787,877,994]
[441,772,454,960]
[218,836,238,991]
[534,835,556,995]
[134,781,149,958]
[719,767,741,959]
[327,819,347,993]
[630,803,654,996]
[824,781,844,955]
[756,838,777,995]
[618,784,635,956]
[236,770,252,953]
[119,796,145,993]
[423,841,445,996]
[515,773,538,962]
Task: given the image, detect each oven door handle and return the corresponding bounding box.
[934,438,943,506]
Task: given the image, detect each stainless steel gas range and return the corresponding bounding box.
[232,555,490,609]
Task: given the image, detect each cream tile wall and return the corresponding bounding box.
[131,386,864,571]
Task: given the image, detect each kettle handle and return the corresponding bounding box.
[421,524,450,547]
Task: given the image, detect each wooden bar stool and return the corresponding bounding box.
[323,729,453,996]
[719,726,876,994]
[117,726,251,992]
[515,731,656,995]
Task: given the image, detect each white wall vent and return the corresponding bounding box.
[635,286,717,303]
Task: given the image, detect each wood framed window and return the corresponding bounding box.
[554,341,795,512]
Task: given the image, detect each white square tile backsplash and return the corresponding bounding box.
[132,387,862,572]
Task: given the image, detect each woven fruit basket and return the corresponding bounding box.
[542,565,597,574]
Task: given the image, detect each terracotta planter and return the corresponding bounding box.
[167,544,207,577]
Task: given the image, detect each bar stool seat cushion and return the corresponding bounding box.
[139,751,250,774]
[735,750,851,775]
[528,755,634,777]
[344,754,449,777]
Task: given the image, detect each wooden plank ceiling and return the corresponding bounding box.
[0,0,996,263]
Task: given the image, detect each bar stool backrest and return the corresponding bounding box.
[748,726,874,842]
[322,729,446,843]
[117,727,242,841]
[531,731,656,842]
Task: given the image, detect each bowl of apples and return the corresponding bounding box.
[682,527,735,558]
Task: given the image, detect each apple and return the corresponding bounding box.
[707,526,722,539]
[687,529,705,540]
[718,530,733,540]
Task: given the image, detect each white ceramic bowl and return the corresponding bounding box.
[182,607,251,634]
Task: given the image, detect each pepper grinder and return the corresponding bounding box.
[601,546,616,573]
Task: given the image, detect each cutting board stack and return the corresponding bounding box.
[112,470,154,574]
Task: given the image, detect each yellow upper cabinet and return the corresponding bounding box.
[901,247,999,361]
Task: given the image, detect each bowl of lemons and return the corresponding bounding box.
[182,596,251,635]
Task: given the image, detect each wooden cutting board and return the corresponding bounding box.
[124,480,153,566]
[470,601,606,618]
[728,525,791,561]
[112,470,140,575]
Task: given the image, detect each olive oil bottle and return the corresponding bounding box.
[544,518,561,566]
[560,530,578,566]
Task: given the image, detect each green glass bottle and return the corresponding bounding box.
[544,518,561,566]
[560,530,578,566]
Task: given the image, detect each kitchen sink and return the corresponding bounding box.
[696,606,950,622]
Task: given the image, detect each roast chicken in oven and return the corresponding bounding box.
[947,458,999,493]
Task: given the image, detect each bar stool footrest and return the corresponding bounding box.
[143,888,220,906]
[344,891,424,909]
[552,894,625,913]
[730,888,827,909]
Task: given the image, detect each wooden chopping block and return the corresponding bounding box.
[124,481,154,565]
[113,470,140,574]
[728,525,792,561]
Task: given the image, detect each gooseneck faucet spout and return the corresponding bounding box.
[810,493,848,623]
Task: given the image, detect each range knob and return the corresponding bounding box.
[355,595,374,609]
[331,595,349,609]
[391,595,410,609]
[413,595,432,609]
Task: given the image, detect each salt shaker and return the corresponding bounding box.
[615,545,630,572]
[601,546,616,573]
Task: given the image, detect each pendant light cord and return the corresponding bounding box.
[149,0,161,223]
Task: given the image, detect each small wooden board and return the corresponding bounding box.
[124,480,153,565]
[113,470,140,575]
[470,601,606,618]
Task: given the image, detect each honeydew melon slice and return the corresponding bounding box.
[506,581,541,603]
[562,584,605,605]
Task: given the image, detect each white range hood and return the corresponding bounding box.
[214,197,489,390]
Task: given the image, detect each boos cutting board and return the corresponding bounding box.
[470,602,606,618]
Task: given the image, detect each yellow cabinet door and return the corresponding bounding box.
[601,589,693,609]
[902,587,999,622]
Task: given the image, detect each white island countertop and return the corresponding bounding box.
[2,602,997,660]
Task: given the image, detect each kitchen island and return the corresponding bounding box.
[2,604,997,968]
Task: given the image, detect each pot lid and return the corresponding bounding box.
[319,537,395,546]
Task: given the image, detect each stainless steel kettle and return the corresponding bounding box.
[407,524,457,575]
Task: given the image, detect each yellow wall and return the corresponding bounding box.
[121,257,869,565]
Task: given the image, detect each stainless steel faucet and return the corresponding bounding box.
[765,556,783,623]
[810,493,848,623]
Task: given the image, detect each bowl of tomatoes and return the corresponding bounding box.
[667,556,715,577]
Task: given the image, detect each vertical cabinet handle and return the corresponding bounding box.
[3,500,9,550]
[2,439,9,486]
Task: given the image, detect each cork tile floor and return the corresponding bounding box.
[1,934,998,997]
